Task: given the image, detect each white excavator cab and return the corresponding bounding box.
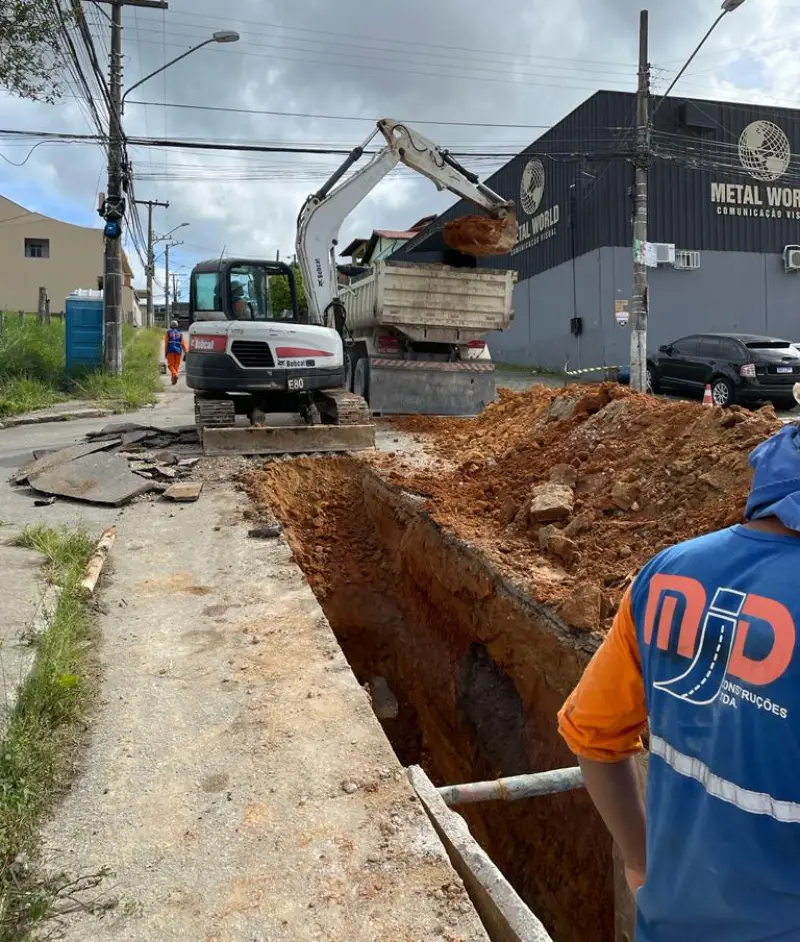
[189,259,301,325]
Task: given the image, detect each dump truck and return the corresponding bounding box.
[341,260,517,416]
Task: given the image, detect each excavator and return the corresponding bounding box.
[185,119,516,454]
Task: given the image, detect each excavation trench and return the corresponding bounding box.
[245,457,614,942]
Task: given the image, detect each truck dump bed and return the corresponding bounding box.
[345,261,516,340]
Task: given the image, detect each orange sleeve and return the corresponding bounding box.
[182,335,188,353]
[557,587,647,762]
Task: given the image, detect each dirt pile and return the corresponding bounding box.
[443,213,519,257]
[381,384,783,634]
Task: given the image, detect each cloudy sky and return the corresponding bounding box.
[0,0,794,299]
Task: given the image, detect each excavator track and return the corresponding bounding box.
[194,396,236,430]
[314,388,372,426]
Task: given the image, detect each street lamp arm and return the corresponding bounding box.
[122,39,214,111]
[651,8,733,123]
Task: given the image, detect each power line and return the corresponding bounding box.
[124,99,559,130]
[130,35,638,94]
[164,8,638,70]
[127,23,639,81]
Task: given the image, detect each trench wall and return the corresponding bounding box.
[252,458,614,942]
[360,470,613,942]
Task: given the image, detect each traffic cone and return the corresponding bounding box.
[703,384,713,407]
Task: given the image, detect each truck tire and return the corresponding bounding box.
[353,359,370,404]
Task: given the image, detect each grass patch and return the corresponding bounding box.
[72,326,162,413]
[0,524,101,939]
[0,319,163,418]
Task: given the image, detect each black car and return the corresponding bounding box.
[647,333,800,409]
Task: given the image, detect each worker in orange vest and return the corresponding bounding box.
[164,320,187,386]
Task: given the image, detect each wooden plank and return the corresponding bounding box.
[202,424,375,456]
[79,527,117,597]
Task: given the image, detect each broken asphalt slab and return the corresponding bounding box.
[28,451,154,506]
[15,439,122,485]
[163,481,203,502]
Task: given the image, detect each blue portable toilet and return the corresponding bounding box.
[65,290,104,372]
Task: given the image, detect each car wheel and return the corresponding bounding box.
[711,377,735,407]
[646,365,659,394]
[772,396,797,412]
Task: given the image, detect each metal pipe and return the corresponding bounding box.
[438,767,584,807]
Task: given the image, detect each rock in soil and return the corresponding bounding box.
[527,483,575,524]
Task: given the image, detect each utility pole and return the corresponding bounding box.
[165,241,171,327]
[629,9,650,394]
[102,0,124,375]
[134,198,169,328]
[97,0,168,374]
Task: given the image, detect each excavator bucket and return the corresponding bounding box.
[201,424,376,457]
[443,213,518,257]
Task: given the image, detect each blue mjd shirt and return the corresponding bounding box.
[166,328,183,354]
[632,525,800,942]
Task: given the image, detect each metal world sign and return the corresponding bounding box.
[511,158,561,255]
[711,120,800,220]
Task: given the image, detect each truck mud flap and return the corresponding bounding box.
[202,424,376,456]
[369,359,496,416]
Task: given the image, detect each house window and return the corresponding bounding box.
[25,238,50,259]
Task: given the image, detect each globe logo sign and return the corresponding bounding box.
[738,121,791,182]
[520,158,546,216]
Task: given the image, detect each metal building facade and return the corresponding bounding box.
[393,91,800,371]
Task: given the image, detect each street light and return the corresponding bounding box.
[121,31,241,113]
[155,222,189,244]
[651,0,748,123]
[629,0,748,393]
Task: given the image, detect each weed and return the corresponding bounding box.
[0,320,163,418]
[0,525,101,940]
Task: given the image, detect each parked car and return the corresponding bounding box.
[647,333,800,409]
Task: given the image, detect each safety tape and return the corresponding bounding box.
[563,362,623,377]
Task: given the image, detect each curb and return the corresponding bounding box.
[1,408,115,429]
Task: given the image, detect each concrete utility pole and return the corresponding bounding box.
[629,0,748,393]
[134,198,169,328]
[165,241,170,327]
[629,10,650,394]
[164,241,182,325]
[97,0,169,375]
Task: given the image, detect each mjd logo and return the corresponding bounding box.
[643,575,795,705]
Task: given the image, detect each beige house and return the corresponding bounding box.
[0,195,141,323]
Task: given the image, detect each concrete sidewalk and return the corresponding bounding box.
[0,379,490,941]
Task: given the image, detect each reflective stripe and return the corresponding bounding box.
[650,733,800,824]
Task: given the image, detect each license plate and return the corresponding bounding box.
[777,366,794,374]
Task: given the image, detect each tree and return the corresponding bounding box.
[270,263,308,318]
[0,1,70,103]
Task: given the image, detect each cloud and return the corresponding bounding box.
[0,0,793,294]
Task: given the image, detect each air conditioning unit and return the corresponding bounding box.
[784,245,800,273]
[653,243,676,266]
[674,250,700,271]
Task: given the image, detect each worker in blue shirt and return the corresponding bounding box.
[164,320,187,386]
[559,421,800,942]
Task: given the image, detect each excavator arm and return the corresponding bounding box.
[297,119,515,327]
